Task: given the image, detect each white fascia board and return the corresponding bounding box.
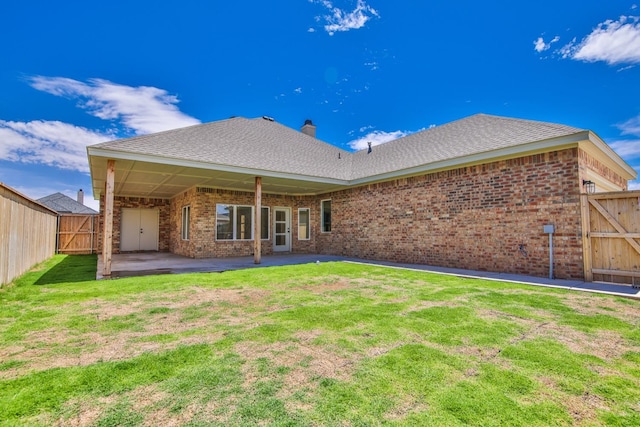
[87,147,350,186]
[586,131,638,179]
[349,132,588,186]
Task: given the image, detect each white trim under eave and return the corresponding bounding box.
[87,147,351,186]
[348,132,588,186]
[586,131,638,179]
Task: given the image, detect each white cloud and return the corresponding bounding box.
[617,114,640,136]
[348,129,409,150]
[294,87,303,94]
[609,139,640,158]
[313,0,379,36]
[559,16,640,65]
[533,35,560,53]
[0,120,113,172]
[609,115,640,189]
[364,61,379,70]
[29,76,200,134]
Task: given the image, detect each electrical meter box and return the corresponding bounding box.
[543,224,555,234]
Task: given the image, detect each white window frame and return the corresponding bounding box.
[181,205,190,240]
[216,204,254,241]
[298,208,310,240]
[321,199,331,233]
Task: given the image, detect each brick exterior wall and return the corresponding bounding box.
[315,148,584,279]
[98,196,171,254]
[98,147,606,280]
[169,187,317,258]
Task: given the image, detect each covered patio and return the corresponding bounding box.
[96,252,346,279]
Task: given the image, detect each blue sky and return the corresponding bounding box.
[1,0,639,210]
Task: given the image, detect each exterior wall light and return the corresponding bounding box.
[582,179,596,194]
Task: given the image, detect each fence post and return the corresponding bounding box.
[580,194,593,282]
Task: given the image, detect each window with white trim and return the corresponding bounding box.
[298,208,310,240]
[321,199,331,233]
[215,204,270,241]
[181,205,190,240]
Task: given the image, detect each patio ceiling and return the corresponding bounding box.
[88,155,349,200]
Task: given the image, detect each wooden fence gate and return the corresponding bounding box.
[57,214,99,254]
[581,191,640,287]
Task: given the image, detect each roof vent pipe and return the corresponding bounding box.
[367,141,372,154]
[301,119,316,138]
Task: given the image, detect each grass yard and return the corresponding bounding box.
[1,255,639,426]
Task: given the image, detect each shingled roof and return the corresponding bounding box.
[37,192,98,214]
[89,114,586,179]
[87,113,635,197]
[89,116,353,180]
[349,114,585,180]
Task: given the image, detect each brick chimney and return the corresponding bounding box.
[301,119,316,138]
[77,189,84,205]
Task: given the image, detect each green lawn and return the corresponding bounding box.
[1,255,639,426]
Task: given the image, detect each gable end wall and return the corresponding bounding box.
[578,149,628,190]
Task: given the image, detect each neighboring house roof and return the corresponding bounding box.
[37,193,98,214]
[87,113,637,198]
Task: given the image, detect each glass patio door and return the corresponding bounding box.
[273,207,291,252]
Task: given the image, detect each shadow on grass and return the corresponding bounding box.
[34,255,97,285]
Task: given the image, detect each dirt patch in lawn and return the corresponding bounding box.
[534,376,608,425]
[80,286,272,314]
[561,293,640,323]
[53,385,186,427]
[476,307,634,361]
[297,278,353,294]
[54,394,118,427]
[4,287,277,376]
[236,334,355,397]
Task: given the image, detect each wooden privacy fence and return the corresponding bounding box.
[581,191,640,287]
[57,214,99,254]
[0,183,57,286]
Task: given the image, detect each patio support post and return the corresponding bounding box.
[254,176,262,264]
[102,159,115,276]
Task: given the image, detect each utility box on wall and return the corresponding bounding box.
[543,224,555,234]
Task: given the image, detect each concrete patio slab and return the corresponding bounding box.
[97,252,345,279]
[97,252,640,300]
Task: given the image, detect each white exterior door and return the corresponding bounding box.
[273,207,291,252]
[121,208,159,251]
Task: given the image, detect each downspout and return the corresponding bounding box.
[544,224,555,279]
[548,232,553,279]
